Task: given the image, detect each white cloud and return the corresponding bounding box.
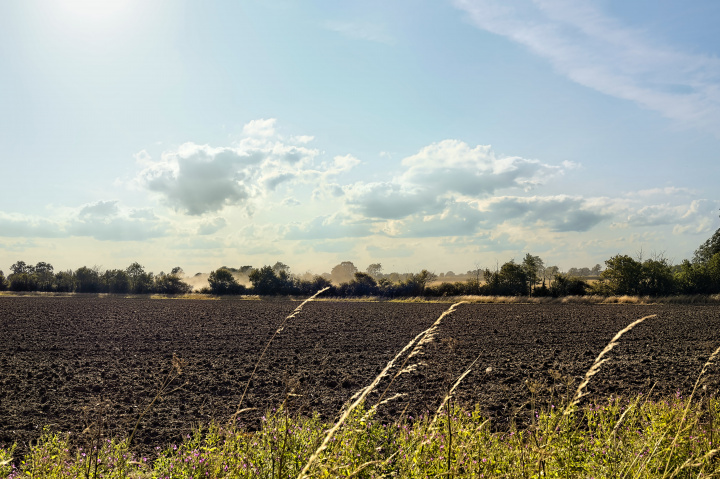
[454,0,720,134]
[344,140,565,220]
[242,118,277,138]
[134,120,359,216]
[78,200,120,219]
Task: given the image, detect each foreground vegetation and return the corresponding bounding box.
[2,392,719,478]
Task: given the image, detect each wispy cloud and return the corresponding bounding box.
[454,0,720,134]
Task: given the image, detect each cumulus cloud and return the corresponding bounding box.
[134,120,356,216]
[78,200,120,219]
[454,0,720,134]
[623,200,716,234]
[344,140,565,220]
[242,118,276,138]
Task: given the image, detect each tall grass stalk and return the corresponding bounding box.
[567,314,656,412]
[231,287,329,422]
[298,301,466,478]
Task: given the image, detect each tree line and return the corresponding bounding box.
[0,261,193,295]
[1,225,719,298]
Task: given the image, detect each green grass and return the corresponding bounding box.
[2,394,719,478]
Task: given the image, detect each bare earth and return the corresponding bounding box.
[0,296,718,459]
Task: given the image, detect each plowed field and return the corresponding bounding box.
[0,296,718,459]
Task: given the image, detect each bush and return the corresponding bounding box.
[550,274,588,297]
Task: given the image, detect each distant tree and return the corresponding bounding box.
[8,261,36,291]
[545,265,560,279]
[591,264,603,276]
[343,272,378,296]
[639,258,676,296]
[600,255,643,296]
[102,269,130,294]
[466,264,484,295]
[272,262,290,275]
[522,254,544,292]
[10,261,32,275]
[550,273,588,297]
[239,265,253,274]
[366,263,383,279]
[483,261,530,296]
[170,266,183,275]
[294,274,333,296]
[249,265,288,295]
[330,261,358,284]
[208,268,244,295]
[0,270,7,291]
[675,253,720,294]
[54,270,76,292]
[694,225,720,263]
[154,272,193,295]
[126,262,153,294]
[34,262,54,292]
[74,266,102,293]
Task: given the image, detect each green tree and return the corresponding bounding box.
[54,270,76,292]
[640,258,676,296]
[694,226,720,263]
[550,273,588,297]
[600,255,643,295]
[34,262,55,292]
[675,253,720,294]
[522,254,544,293]
[344,272,378,296]
[208,268,243,295]
[8,261,36,291]
[126,262,153,294]
[74,266,102,293]
[483,261,530,296]
[154,272,193,295]
[0,270,7,291]
[102,269,131,294]
[249,265,290,295]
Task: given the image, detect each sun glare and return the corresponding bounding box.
[57,0,137,19]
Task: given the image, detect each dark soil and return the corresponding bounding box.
[0,296,718,461]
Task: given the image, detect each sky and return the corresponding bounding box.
[1,0,719,277]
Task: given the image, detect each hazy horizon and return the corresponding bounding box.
[2,1,719,275]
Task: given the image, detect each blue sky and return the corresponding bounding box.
[1,0,719,276]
